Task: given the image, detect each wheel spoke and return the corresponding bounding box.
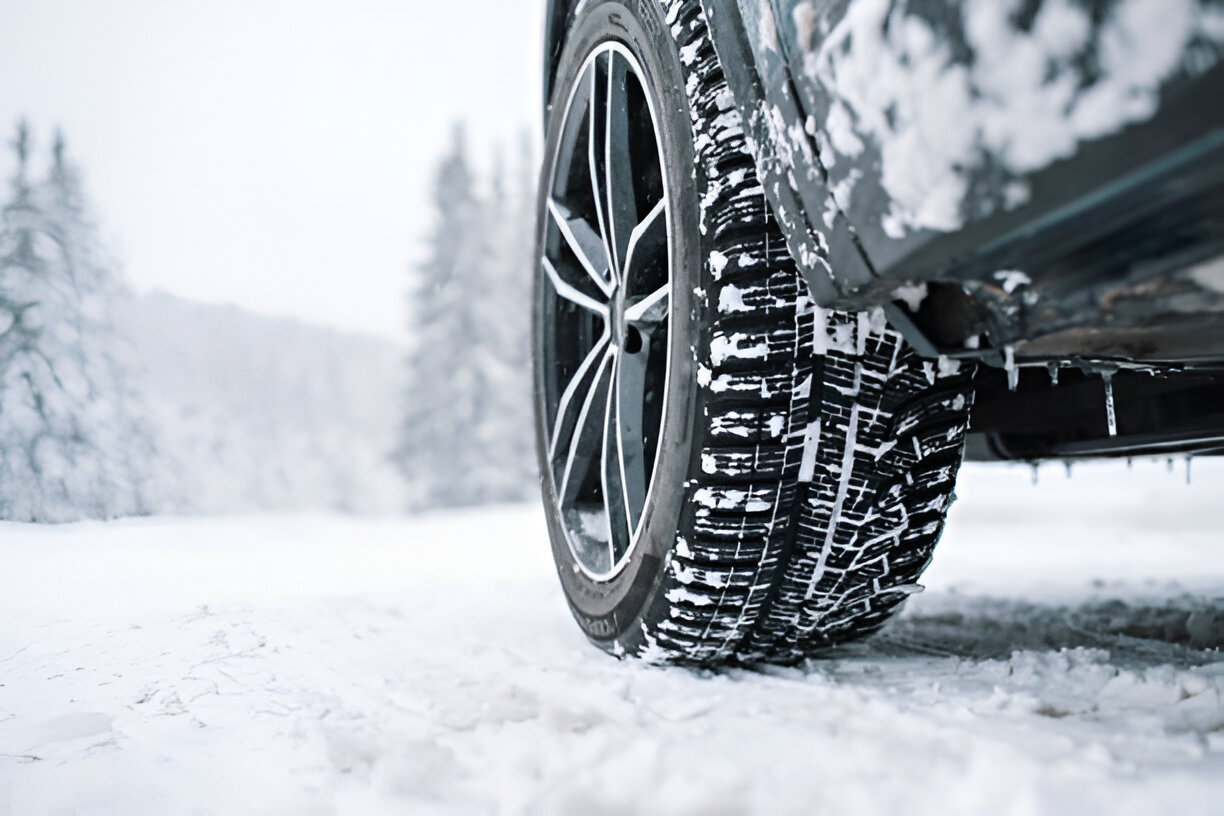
[556,344,616,504]
[624,282,670,329]
[602,349,632,562]
[587,54,614,286]
[550,332,611,462]
[542,257,609,317]
[614,343,648,545]
[603,51,637,280]
[622,196,666,280]
[548,198,614,298]
[550,60,595,206]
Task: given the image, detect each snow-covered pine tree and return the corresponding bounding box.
[41,129,154,513]
[395,125,493,509]
[472,136,537,504]
[508,132,540,493]
[0,122,150,521]
[396,126,542,510]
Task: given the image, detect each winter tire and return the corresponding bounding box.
[533,0,975,665]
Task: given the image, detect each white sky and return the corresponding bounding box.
[0,0,544,341]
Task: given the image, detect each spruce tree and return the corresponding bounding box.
[396,127,541,510]
[508,132,539,495]
[0,122,149,521]
[42,128,153,514]
[478,134,538,503]
[470,144,533,504]
[395,125,492,509]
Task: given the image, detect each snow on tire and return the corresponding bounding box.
[534,0,974,666]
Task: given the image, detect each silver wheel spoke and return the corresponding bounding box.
[557,346,616,504]
[601,350,632,562]
[588,55,615,287]
[622,197,666,281]
[548,198,615,298]
[624,282,670,329]
[602,51,636,280]
[550,332,612,462]
[543,257,609,317]
[615,343,648,542]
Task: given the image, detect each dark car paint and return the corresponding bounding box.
[699,0,1224,367]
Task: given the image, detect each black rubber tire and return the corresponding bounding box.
[535,0,975,666]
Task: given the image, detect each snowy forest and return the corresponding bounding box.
[393,126,538,510]
[0,122,149,521]
[0,120,537,522]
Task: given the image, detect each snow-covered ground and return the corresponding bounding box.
[2,460,1223,815]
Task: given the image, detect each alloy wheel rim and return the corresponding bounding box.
[539,42,673,581]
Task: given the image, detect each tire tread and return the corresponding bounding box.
[624,0,974,665]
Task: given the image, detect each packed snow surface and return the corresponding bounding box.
[3,460,1223,815]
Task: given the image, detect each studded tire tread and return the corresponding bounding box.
[621,0,974,666]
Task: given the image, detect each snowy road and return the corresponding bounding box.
[2,461,1223,815]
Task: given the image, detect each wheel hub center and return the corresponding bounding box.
[611,288,644,355]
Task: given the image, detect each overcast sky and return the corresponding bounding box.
[0,0,544,340]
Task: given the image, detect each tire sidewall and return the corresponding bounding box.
[533,0,705,648]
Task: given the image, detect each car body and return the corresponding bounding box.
[544,0,1224,463]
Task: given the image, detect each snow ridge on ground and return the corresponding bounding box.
[1,461,1222,815]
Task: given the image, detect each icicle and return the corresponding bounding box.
[1103,373,1117,437]
[1186,455,1193,485]
[1005,346,1018,391]
[1031,463,1039,485]
[1127,456,1133,469]
[1064,461,1073,479]
[1167,457,1175,473]
[1047,361,1059,385]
